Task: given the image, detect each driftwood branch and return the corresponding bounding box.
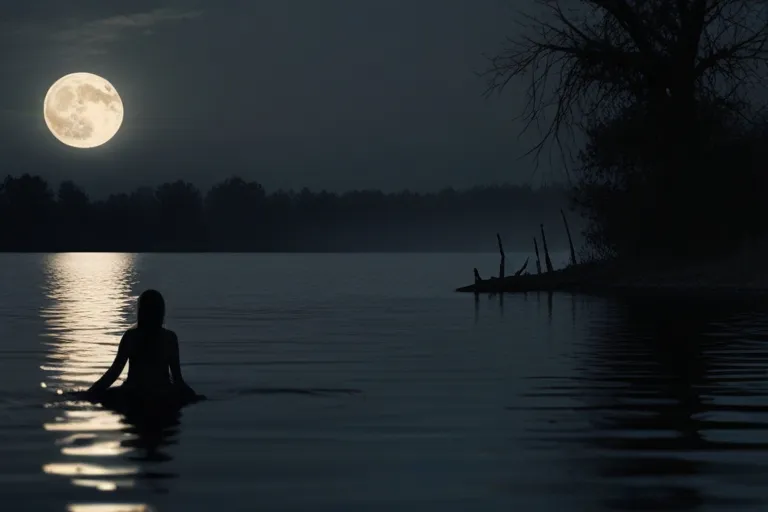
[497,233,505,279]
[560,209,577,266]
[533,237,542,274]
[540,224,554,272]
[514,257,529,276]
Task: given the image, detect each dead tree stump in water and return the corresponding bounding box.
[560,209,577,266]
[533,237,542,274]
[514,257,529,276]
[540,224,554,273]
[496,233,505,279]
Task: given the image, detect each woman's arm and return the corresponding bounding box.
[88,333,130,394]
[169,331,195,394]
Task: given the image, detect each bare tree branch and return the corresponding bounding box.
[483,0,768,168]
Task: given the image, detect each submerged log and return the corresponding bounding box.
[540,224,554,273]
[456,262,605,293]
[457,267,580,293]
[456,259,679,294]
[472,235,527,287]
[533,237,542,274]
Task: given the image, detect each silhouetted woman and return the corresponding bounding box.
[88,289,198,403]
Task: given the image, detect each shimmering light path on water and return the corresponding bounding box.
[0,253,767,511]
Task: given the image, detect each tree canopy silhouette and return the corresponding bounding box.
[0,174,571,252]
[483,0,768,259]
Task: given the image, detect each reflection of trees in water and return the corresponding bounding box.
[526,297,768,511]
[474,290,557,324]
[578,298,714,511]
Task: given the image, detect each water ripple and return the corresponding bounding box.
[38,253,179,507]
[517,298,768,510]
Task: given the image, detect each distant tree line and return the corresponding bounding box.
[0,174,572,252]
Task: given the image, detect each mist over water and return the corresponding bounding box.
[0,253,767,511]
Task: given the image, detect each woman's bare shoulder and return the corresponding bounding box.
[123,327,177,341]
[123,327,140,339]
[120,327,140,350]
[161,328,179,342]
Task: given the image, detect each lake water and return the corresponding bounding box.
[2,252,768,511]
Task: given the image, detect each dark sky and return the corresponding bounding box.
[0,0,549,196]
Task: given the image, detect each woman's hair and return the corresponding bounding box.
[137,289,165,330]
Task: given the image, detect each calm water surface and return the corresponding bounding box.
[1,252,768,511]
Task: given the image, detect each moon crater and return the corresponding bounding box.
[43,73,124,149]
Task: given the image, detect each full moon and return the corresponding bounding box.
[43,72,124,149]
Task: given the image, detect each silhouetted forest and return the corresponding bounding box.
[0,174,573,252]
[485,1,768,262]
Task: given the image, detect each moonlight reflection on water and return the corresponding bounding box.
[39,253,174,504]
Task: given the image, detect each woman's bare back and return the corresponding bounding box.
[87,290,198,401]
[123,327,177,390]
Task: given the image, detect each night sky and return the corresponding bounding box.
[0,1,547,196]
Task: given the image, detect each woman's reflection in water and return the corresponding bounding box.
[122,407,182,463]
[40,253,185,500]
[115,401,183,494]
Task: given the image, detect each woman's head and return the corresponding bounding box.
[137,289,165,330]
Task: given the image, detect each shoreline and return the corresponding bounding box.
[456,253,768,299]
